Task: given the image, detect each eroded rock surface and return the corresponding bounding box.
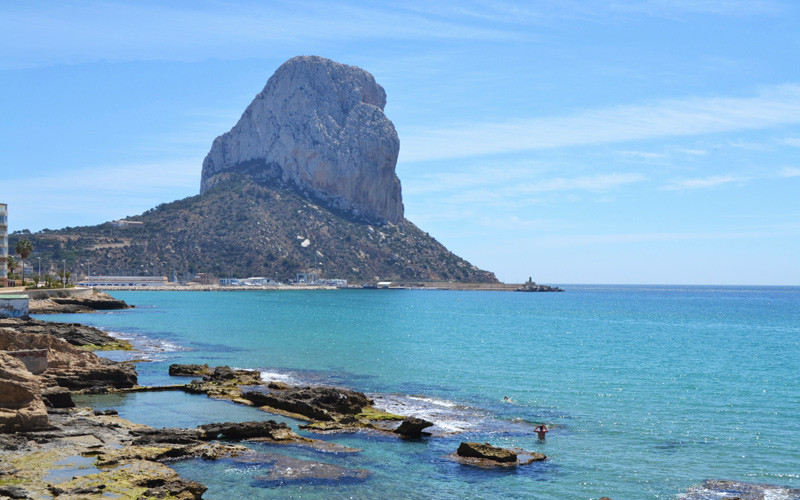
[0,352,48,433]
[169,363,211,377]
[457,442,517,463]
[242,385,372,421]
[200,55,404,223]
[0,317,130,350]
[0,327,137,391]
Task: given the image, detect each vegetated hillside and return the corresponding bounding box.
[15,178,496,283]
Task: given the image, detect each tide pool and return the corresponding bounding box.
[48,285,800,498]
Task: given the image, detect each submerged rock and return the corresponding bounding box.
[680,479,800,500]
[242,452,371,485]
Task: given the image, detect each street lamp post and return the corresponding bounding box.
[62,260,66,289]
[37,257,41,282]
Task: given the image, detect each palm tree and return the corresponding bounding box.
[6,256,17,279]
[15,239,33,284]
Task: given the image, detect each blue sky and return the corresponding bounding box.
[2,0,799,285]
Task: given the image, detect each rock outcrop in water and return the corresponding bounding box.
[201,55,403,224]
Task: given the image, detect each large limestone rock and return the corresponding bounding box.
[200,55,404,223]
[0,352,48,432]
[0,328,137,391]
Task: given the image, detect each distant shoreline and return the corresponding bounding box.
[82,282,563,292]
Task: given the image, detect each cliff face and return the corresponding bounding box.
[201,56,404,224]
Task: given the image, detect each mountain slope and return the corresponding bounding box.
[19,178,496,283]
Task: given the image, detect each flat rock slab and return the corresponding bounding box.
[0,317,124,348]
[680,480,800,500]
[242,385,372,421]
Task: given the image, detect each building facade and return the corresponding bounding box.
[0,203,7,286]
[77,276,168,287]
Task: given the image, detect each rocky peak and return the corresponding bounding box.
[200,56,404,223]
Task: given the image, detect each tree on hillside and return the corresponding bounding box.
[15,239,34,284]
[6,256,17,279]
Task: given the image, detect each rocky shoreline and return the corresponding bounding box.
[0,317,546,498]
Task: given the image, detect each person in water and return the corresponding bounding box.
[534,424,549,440]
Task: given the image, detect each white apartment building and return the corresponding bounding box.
[0,203,7,286]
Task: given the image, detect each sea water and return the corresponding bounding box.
[45,285,800,499]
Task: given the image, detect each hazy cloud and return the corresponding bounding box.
[400,85,800,162]
[0,1,516,69]
[663,174,748,191]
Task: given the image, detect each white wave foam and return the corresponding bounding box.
[103,330,187,360]
[370,393,486,435]
[259,370,297,385]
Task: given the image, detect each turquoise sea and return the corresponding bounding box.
[49,285,800,499]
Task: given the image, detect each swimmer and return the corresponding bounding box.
[534,424,549,440]
[503,395,513,403]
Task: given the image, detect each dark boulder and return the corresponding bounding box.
[41,386,74,408]
[198,420,295,441]
[50,295,130,311]
[394,417,434,438]
[267,381,289,390]
[201,365,261,384]
[456,442,517,463]
[0,485,30,499]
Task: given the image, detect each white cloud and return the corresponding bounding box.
[663,167,800,191]
[0,1,516,69]
[512,173,646,194]
[780,167,800,178]
[400,85,800,162]
[676,148,709,156]
[663,174,748,190]
[532,228,793,248]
